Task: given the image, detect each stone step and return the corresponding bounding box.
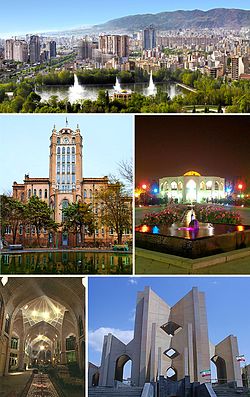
[88,386,143,397]
[213,386,249,397]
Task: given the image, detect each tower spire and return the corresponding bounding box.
[66,117,68,127]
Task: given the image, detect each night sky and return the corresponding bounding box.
[135,115,250,185]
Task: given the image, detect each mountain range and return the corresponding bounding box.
[92,8,250,32]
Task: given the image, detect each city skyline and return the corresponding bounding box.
[0,115,133,194]
[0,1,249,37]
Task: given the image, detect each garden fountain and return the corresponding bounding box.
[68,74,85,103]
[113,76,122,92]
[135,205,250,259]
[147,71,157,96]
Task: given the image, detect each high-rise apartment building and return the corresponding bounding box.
[29,35,40,63]
[49,40,57,58]
[99,35,129,57]
[231,56,245,80]
[13,40,28,62]
[4,39,14,60]
[143,26,156,50]
[77,39,93,60]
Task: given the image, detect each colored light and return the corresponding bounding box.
[237,226,244,232]
[238,184,243,190]
[152,226,159,234]
[153,188,158,193]
[141,225,150,233]
[226,187,232,194]
[142,184,147,190]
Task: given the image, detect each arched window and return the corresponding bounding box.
[21,192,24,201]
[72,138,75,146]
[34,189,37,196]
[206,181,212,190]
[200,181,205,190]
[62,147,65,154]
[90,189,92,198]
[19,225,23,235]
[160,183,164,191]
[215,181,219,190]
[57,147,60,154]
[57,138,60,144]
[62,199,69,222]
[84,189,87,198]
[178,182,183,190]
[28,189,31,198]
[171,181,177,190]
[164,182,169,190]
[67,147,70,154]
[44,189,48,198]
[39,189,42,198]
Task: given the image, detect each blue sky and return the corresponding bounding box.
[88,276,250,375]
[0,115,133,194]
[0,0,249,37]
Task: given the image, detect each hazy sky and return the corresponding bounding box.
[0,0,249,36]
[89,276,250,376]
[0,115,133,194]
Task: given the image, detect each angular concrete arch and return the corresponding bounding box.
[93,286,242,389]
[211,355,227,384]
[115,354,132,382]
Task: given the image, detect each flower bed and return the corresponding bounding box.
[194,205,242,225]
[141,204,184,226]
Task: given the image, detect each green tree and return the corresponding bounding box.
[62,201,95,246]
[26,196,58,247]
[96,182,132,244]
[0,195,26,244]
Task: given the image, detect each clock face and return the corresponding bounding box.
[63,137,69,144]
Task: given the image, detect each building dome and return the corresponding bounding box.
[184,171,201,177]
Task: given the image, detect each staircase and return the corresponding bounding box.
[88,386,143,397]
[213,384,250,397]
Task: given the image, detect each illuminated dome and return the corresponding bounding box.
[184,171,201,177]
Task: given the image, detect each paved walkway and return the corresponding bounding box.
[27,374,59,397]
[0,371,32,397]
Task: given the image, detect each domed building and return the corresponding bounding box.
[159,171,225,203]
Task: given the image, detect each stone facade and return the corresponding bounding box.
[159,171,225,203]
[89,286,242,388]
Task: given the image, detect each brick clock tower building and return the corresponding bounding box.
[12,123,130,247]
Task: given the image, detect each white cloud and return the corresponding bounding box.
[89,327,134,352]
[129,308,136,322]
[128,278,138,285]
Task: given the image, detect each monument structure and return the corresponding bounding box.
[89,287,242,390]
[159,171,225,203]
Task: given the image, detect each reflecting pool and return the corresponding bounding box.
[0,251,132,275]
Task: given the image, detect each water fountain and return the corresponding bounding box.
[113,76,122,92]
[135,205,249,259]
[147,71,157,96]
[68,74,85,103]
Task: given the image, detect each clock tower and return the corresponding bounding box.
[49,123,83,223]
